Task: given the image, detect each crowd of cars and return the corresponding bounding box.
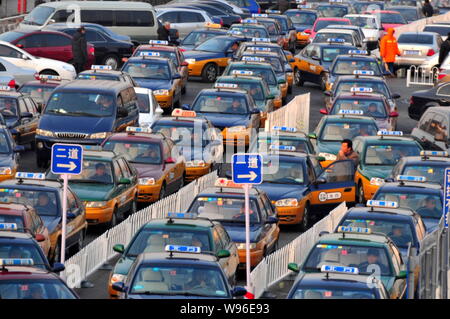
[0,0,448,300]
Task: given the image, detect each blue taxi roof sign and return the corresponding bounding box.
[228,30,244,36]
[348,49,368,55]
[126,126,152,134]
[149,40,168,45]
[420,150,448,157]
[327,38,345,43]
[251,37,271,42]
[167,212,198,219]
[214,83,238,89]
[350,87,373,93]
[0,258,34,266]
[242,18,259,24]
[91,65,112,70]
[165,245,201,254]
[0,223,18,231]
[338,109,364,115]
[297,4,311,8]
[377,130,403,136]
[139,52,160,57]
[269,144,296,151]
[0,86,11,91]
[396,175,427,183]
[337,225,372,234]
[252,13,268,17]
[321,265,359,275]
[242,56,265,62]
[39,74,61,81]
[246,47,271,52]
[272,126,297,132]
[353,70,375,76]
[366,200,399,208]
[232,70,254,76]
[266,9,281,14]
[15,172,45,180]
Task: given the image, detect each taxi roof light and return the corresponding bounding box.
[396,175,427,183]
[350,87,373,93]
[149,40,168,45]
[15,172,45,180]
[243,18,259,23]
[171,108,197,118]
[377,130,403,137]
[348,50,368,55]
[215,178,242,188]
[232,70,254,76]
[214,83,238,89]
[353,70,375,76]
[0,258,34,267]
[204,22,222,29]
[242,56,265,62]
[366,200,399,209]
[269,144,296,152]
[0,223,18,231]
[165,245,201,254]
[265,9,281,14]
[420,150,448,158]
[251,37,271,42]
[246,47,271,52]
[338,109,363,115]
[0,86,11,91]
[272,126,297,132]
[228,30,244,36]
[139,52,160,57]
[251,14,268,17]
[39,74,61,81]
[320,265,359,275]
[167,212,198,219]
[126,126,152,134]
[327,38,345,43]
[337,225,372,234]
[91,65,112,71]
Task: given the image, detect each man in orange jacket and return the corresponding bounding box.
[380,28,401,77]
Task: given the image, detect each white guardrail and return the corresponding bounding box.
[62,171,218,289]
[406,66,439,87]
[0,14,25,33]
[250,202,348,298]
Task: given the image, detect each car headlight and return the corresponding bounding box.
[318,152,337,161]
[370,177,385,186]
[300,32,309,36]
[36,129,54,137]
[186,160,206,167]
[62,64,75,72]
[0,167,12,175]
[85,201,108,208]
[237,243,257,250]
[89,132,109,139]
[110,274,126,284]
[185,59,196,64]
[153,89,170,96]
[276,198,299,207]
[227,126,247,132]
[138,177,155,185]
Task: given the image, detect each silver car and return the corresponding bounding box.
[395,32,443,70]
[0,57,36,88]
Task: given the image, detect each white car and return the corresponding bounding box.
[0,57,36,88]
[0,40,76,80]
[134,87,163,127]
[344,14,383,50]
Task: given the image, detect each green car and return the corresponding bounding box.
[257,127,316,155]
[46,148,138,228]
[223,61,285,108]
[108,213,240,297]
[287,227,408,299]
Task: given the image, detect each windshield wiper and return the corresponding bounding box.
[68,111,102,117]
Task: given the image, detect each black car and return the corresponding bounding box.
[408,82,450,120]
[411,106,450,152]
[44,24,134,70]
[198,0,251,18]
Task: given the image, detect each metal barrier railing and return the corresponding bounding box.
[406,65,439,87]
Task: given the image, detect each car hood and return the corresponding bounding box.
[40,215,60,233]
[68,183,115,201]
[196,112,251,129]
[133,78,172,91]
[222,223,262,243]
[360,165,393,179]
[113,256,135,276]
[131,162,164,180]
[39,114,114,134]
[256,183,307,201]
[183,50,224,61]
[317,140,340,154]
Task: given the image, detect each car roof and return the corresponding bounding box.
[55,80,130,93]
[144,218,217,229]
[0,231,33,240]
[336,75,385,82]
[0,178,62,189]
[265,151,309,160]
[229,61,274,69]
[296,272,380,288]
[138,252,219,263]
[79,70,128,76]
[83,149,121,160]
[401,155,450,163]
[346,206,418,218]
[155,116,208,125]
[199,186,262,197]
[378,181,442,191]
[323,115,376,122]
[136,45,178,52]
[0,90,24,98]
[218,75,266,83]
[319,232,390,245]
[317,28,355,34]
[127,56,170,64]
[356,135,417,143]
[0,266,57,279]
[199,88,249,95]
[399,31,438,36]
[426,107,450,118]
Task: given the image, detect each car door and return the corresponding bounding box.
[117,158,137,211]
[435,83,450,107]
[112,160,129,215]
[161,138,178,193]
[85,29,107,61]
[21,97,39,144]
[30,209,51,257]
[0,43,30,69]
[15,34,45,58]
[414,111,439,150]
[167,138,185,188]
[66,189,84,249]
[114,92,130,132]
[389,244,407,299]
[212,227,231,280]
[216,225,239,278]
[124,87,140,126]
[309,160,357,205]
[260,194,279,251]
[41,33,73,63]
[425,112,447,150]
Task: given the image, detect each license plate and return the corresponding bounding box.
[405,50,420,55]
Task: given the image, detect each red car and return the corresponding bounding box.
[308,17,351,39]
[0,30,95,69]
[364,10,407,31]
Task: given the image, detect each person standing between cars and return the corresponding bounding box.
[422,0,434,17]
[71,26,87,74]
[336,139,359,166]
[158,21,171,41]
[379,28,401,77]
[438,32,450,67]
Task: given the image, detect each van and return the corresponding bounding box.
[19,1,158,44]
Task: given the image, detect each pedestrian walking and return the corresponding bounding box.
[157,21,171,41]
[380,28,401,77]
[71,26,87,74]
[422,0,434,17]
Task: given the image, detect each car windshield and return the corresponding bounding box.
[19,85,55,105]
[183,31,219,46]
[45,92,116,117]
[322,47,355,62]
[0,243,47,270]
[76,73,119,81]
[423,25,450,36]
[0,279,76,299]
[286,12,317,25]
[292,287,376,299]
[314,19,350,32]
[0,189,58,217]
[314,33,354,44]
[363,144,421,165]
[262,159,305,185]
[127,229,211,257]
[136,93,150,113]
[0,97,18,117]
[22,6,55,26]
[228,66,277,85]
[374,192,442,219]
[130,265,229,297]
[151,124,208,147]
[122,62,170,80]
[319,122,378,141]
[331,99,387,118]
[229,26,269,38]
[242,55,283,72]
[332,59,381,75]
[346,16,378,28]
[134,50,178,66]
[398,33,433,44]
[217,81,267,102]
[394,8,419,21]
[0,133,10,154]
[340,218,416,248]
[335,81,390,97]
[317,6,348,17]
[190,197,261,224]
[103,141,162,165]
[401,164,449,185]
[380,12,406,24]
[65,160,114,184]
[353,2,384,13]
[195,37,235,53]
[303,244,393,276]
[192,94,249,114]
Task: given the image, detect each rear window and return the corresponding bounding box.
[81,10,154,27]
[398,33,434,44]
[380,12,406,24]
[423,25,450,36]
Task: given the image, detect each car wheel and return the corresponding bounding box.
[102,54,119,70]
[294,68,303,86]
[107,207,118,229]
[320,73,327,91]
[201,63,218,82]
[301,203,310,231]
[358,182,365,204]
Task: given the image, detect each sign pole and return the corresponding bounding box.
[244,183,252,296]
[61,173,68,264]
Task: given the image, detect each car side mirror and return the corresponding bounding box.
[52,262,65,273]
[16,44,24,49]
[22,54,29,60]
[216,249,231,259]
[315,177,327,185]
[48,19,56,25]
[396,270,407,280]
[118,108,128,117]
[113,244,125,254]
[232,286,247,297]
[67,212,77,219]
[35,234,46,242]
[278,79,286,84]
[389,111,399,118]
[288,262,300,273]
[119,178,131,185]
[266,216,278,224]
[311,55,320,61]
[251,108,260,114]
[266,94,275,99]
[316,156,325,162]
[289,58,295,63]
[112,282,126,292]
[14,145,25,153]
[304,29,311,34]
[308,133,317,139]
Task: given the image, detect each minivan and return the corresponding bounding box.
[19,1,158,44]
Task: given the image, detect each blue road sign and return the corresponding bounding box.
[232,153,262,184]
[51,144,83,175]
[444,168,450,229]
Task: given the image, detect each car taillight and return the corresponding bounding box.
[427,49,435,56]
[438,73,446,80]
[7,79,15,89]
[410,96,414,104]
[220,18,224,26]
[258,7,261,13]
[89,46,95,55]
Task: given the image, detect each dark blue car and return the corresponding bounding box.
[0,125,24,181]
[35,80,139,167]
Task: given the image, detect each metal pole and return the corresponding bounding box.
[61,173,68,264]
[408,247,416,299]
[244,183,252,296]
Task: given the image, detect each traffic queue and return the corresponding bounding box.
[0,0,448,300]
